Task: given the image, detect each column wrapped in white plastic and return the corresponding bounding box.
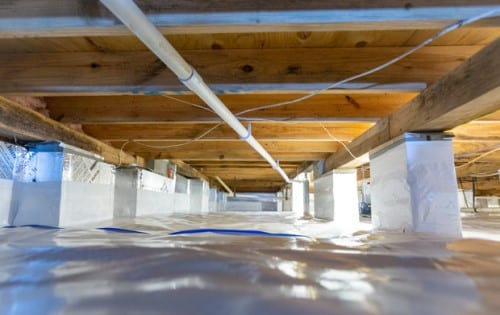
[370,133,461,238]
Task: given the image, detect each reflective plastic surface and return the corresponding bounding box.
[1,212,499,315]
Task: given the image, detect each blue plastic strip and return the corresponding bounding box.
[19,225,62,230]
[240,122,252,140]
[169,228,306,238]
[97,227,148,234]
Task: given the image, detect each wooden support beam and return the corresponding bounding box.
[83,122,372,141]
[221,180,285,193]
[0,46,483,94]
[186,161,303,168]
[456,148,500,178]
[459,176,499,192]
[0,96,143,166]
[199,167,296,181]
[169,159,209,182]
[452,122,500,141]
[325,38,500,171]
[111,140,341,153]
[454,142,500,157]
[475,189,500,196]
[46,93,417,123]
[287,161,315,182]
[144,151,328,162]
[1,29,499,54]
[0,1,498,38]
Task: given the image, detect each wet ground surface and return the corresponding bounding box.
[1,212,499,315]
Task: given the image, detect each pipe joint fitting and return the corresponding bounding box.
[240,122,252,140]
[178,67,199,85]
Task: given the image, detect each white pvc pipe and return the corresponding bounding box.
[100,0,290,183]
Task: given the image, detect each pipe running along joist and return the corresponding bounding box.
[99,0,291,183]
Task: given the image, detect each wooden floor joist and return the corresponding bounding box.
[111,140,342,154]
[0,0,498,38]
[0,46,483,94]
[169,159,209,182]
[84,122,373,142]
[325,38,500,172]
[1,2,499,193]
[144,151,329,162]
[45,93,417,123]
[0,96,143,166]
[0,46,482,95]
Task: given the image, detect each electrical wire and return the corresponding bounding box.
[458,178,470,208]
[130,123,224,150]
[319,122,360,161]
[162,93,290,122]
[470,172,500,178]
[118,140,131,167]
[236,9,499,116]
[124,10,498,162]
[157,10,498,121]
[161,94,215,114]
[456,147,500,169]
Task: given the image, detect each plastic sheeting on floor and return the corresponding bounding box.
[1,212,500,315]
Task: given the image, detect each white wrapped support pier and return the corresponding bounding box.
[10,142,115,227]
[172,177,210,213]
[370,133,461,238]
[0,141,26,226]
[189,179,210,213]
[114,167,176,217]
[208,188,218,212]
[314,170,359,228]
[174,175,190,213]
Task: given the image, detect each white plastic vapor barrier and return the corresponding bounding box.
[0,141,26,226]
[145,159,176,179]
[282,185,293,212]
[1,212,500,314]
[9,142,115,227]
[458,189,474,209]
[188,179,210,213]
[114,167,176,217]
[217,191,228,212]
[175,174,188,193]
[370,134,461,238]
[332,170,359,230]
[291,181,306,215]
[314,174,335,220]
[224,193,278,212]
[0,179,13,226]
[209,188,218,212]
[225,201,263,212]
[314,170,359,227]
[276,191,284,212]
[173,175,190,213]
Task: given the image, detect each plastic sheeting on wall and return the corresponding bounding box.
[9,142,115,227]
[114,167,176,217]
[314,173,335,220]
[188,179,210,213]
[314,170,359,227]
[224,193,278,212]
[0,141,25,226]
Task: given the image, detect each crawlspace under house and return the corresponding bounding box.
[1,1,500,314]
